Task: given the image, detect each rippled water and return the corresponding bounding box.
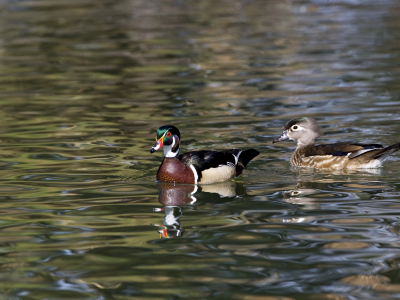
[1,0,400,299]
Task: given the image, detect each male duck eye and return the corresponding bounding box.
[166,132,172,137]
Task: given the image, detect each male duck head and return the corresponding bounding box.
[273,117,323,146]
[150,125,181,157]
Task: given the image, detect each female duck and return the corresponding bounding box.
[273,117,400,169]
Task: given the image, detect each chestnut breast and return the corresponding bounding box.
[156,158,196,184]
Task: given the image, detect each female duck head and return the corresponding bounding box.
[273,117,323,146]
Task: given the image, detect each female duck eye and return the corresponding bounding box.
[166,132,172,137]
[292,125,298,130]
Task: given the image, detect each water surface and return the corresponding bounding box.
[0,0,400,299]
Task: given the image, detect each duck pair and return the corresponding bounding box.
[150,118,400,184]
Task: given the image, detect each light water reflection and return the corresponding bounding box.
[0,0,400,299]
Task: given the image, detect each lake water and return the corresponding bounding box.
[0,0,400,299]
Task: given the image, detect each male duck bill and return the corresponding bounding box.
[273,117,400,169]
[150,125,260,184]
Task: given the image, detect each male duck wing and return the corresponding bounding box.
[181,149,259,180]
[227,149,260,176]
[181,150,233,170]
[179,151,233,183]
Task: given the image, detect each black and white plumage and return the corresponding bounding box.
[150,125,260,184]
[180,149,260,184]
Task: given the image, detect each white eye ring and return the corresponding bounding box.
[292,125,299,130]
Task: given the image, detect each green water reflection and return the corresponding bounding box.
[0,0,400,299]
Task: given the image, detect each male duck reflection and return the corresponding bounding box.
[153,182,245,239]
[150,125,259,184]
[152,183,196,239]
[273,117,400,169]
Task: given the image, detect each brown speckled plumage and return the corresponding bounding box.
[274,117,400,169]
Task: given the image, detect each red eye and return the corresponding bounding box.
[166,132,172,137]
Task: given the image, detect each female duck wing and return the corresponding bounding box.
[307,142,385,159]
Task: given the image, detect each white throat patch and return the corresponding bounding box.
[163,137,179,158]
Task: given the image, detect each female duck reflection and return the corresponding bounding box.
[152,182,245,239]
[282,169,383,223]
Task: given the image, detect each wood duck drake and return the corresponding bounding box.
[273,117,400,169]
[150,125,260,184]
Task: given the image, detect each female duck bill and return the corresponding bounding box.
[273,131,290,143]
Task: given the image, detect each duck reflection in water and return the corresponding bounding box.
[152,183,196,239]
[152,181,245,239]
[282,172,388,223]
